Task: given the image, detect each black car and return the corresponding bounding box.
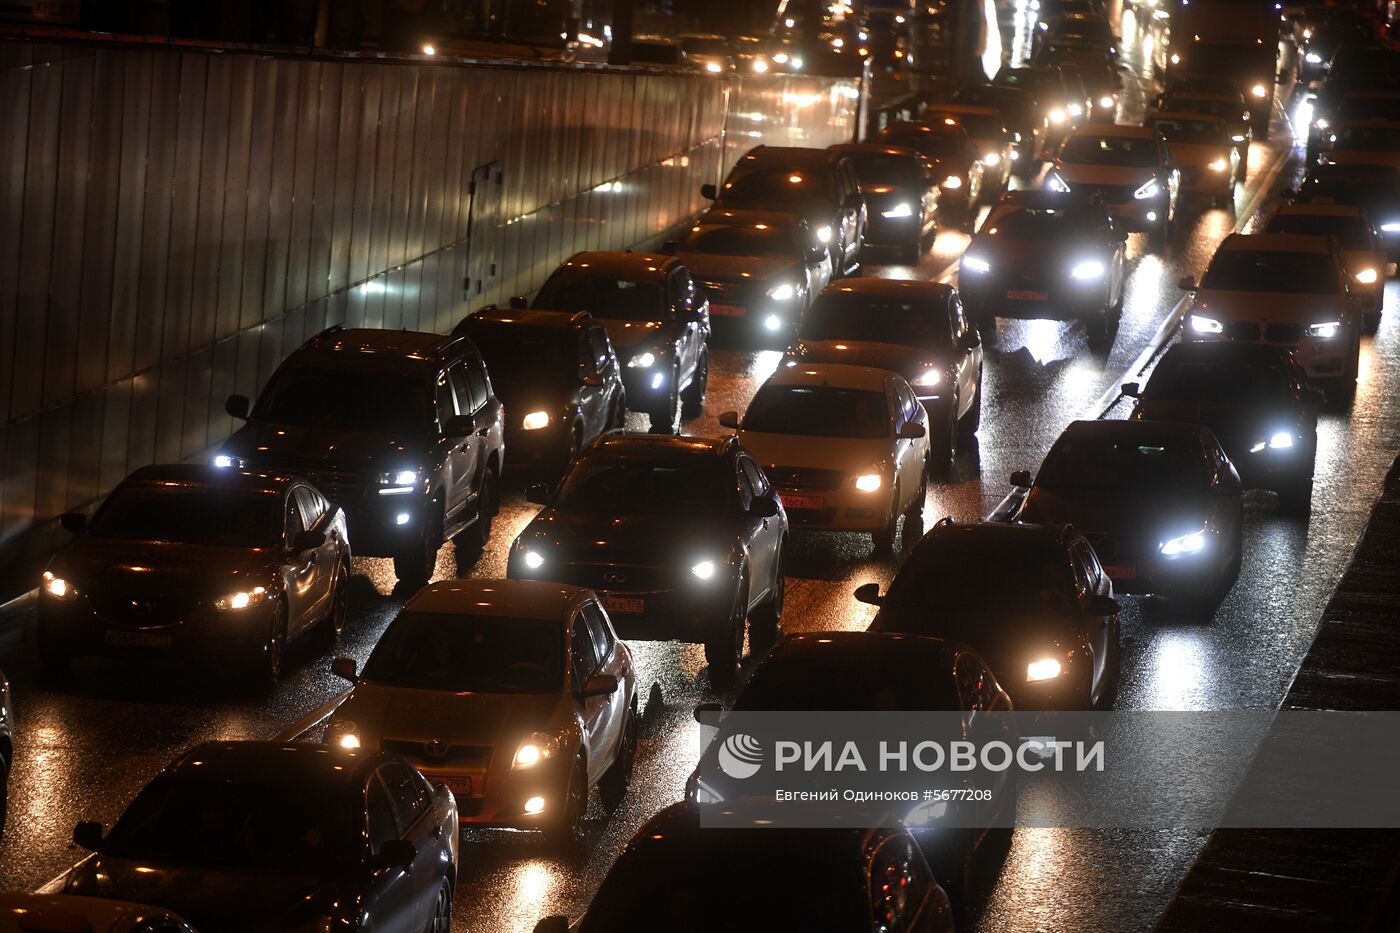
[861,521,1120,710]
[64,742,459,933]
[218,325,505,585]
[916,105,1014,197]
[1293,163,1400,257]
[958,190,1127,344]
[952,83,1046,176]
[685,631,1014,907]
[673,208,830,343]
[530,251,711,432]
[1124,342,1320,512]
[876,121,984,229]
[532,800,955,933]
[453,307,626,474]
[828,143,941,262]
[1009,420,1245,607]
[702,145,866,277]
[782,278,983,467]
[38,465,351,686]
[507,433,787,677]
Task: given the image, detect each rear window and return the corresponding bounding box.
[843,151,927,187]
[799,293,952,349]
[877,125,964,161]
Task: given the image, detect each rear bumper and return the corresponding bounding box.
[961,274,1109,321]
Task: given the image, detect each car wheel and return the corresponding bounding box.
[933,404,958,477]
[0,750,8,838]
[704,569,748,680]
[600,703,638,812]
[1148,219,1168,253]
[426,878,452,933]
[1278,475,1313,516]
[607,395,627,430]
[872,488,900,557]
[902,468,927,548]
[681,351,708,419]
[649,373,683,434]
[395,500,442,586]
[316,566,349,648]
[254,600,288,691]
[958,369,983,440]
[748,550,785,651]
[1093,635,1121,710]
[545,755,588,850]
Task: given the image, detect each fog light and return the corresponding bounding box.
[1146,211,1158,222]
[706,62,723,73]
[1027,658,1062,682]
[395,512,411,526]
[1208,158,1228,172]
[524,796,546,814]
[651,372,664,390]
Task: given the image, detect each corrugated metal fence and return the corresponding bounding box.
[0,38,860,558]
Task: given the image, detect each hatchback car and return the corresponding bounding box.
[1145,112,1240,205]
[530,252,711,433]
[508,433,787,676]
[1009,420,1244,606]
[721,362,930,555]
[532,801,955,933]
[0,894,195,933]
[861,521,1121,710]
[453,307,626,473]
[1182,232,1363,399]
[63,742,459,933]
[959,189,1127,343]
[38,465,350,686]
[827,143,942,262]
[218,325,503,585]
[1050,123,1179,249]
[876,121,984,229]
[1125,342,1321,512]
[1264,203,1387,331]
[780,279,982,468]
[327,579,636,844]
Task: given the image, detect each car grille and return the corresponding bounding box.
[786,507,839,525]
[699,280,739,300]
[1224,321,1261,341]
[256,463,367,500]
[1081,183,1138,204]
[1085,533,1150,563]
[90,592,197,628]
[1264,323,1304,343]
[766,466,846,491]
[382,739,494,768]
[555,563,674,593]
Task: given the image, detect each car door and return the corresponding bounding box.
[1070,540,1110,690]
[279,491,316,634]
[947,295,980,421]
[580,601,627,765]
[738,454,782,601]
[668,268,704,385]
[437,365,475,527]
[956,651,1013,828]
[836,161,864,262]
[890,379,927,505]
[290,485,334,634]
[362,770,419,933]
[378,760,448,931]
[577,326,611,442]
[569,613,609,786]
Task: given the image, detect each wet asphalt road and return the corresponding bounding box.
[4,7,1400,933]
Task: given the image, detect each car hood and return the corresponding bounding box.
[1190,291,1347,322]
[1018,486,1209,539]
[66,857,344,933]
[222,420,428,473]
[51,538,273,600]
[1055,163,1156,187]
[679,253,802,286]
[519,509,735,565]
[592,319,666,356]
[339,681,565,748]
[785,341,947,382]
[1164,142,1230,167]
[737,430,893,475]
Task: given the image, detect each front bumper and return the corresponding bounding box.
[339,493,434,556]
[38,592,273,662]
[1105,194,1168,232]
[1230,443,1314,490]
[503,422,568,470]
[411,755,570,828]
[1189,327,1354,382]
[773,482,893,533]
[1087,534,1230,598]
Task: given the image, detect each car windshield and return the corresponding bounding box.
[720,168,835,204]
[878,126,962,160]
[734,651,959,710]
[254,368,429,433]
[743,384,889,439]
[88,485,279,549]
[1161,97,1237,121]
[982,205,1092,238]
[1036,435,1207,491]
[553,457,729,514]
[1265,214,1372,250]
[1332,125,1400,151]
[842,151,926,186]
[682,224,800,258]
[799,294,952,350]
[1299,177,1400,215]
[884,535,1076,617]
[1201,250,1340,293]
[533,271,663,323]
[102,778,349,873]
[1148,118,1227,146]
[361,612,563,693]
[1143,359,1293,405]
[1061,134,1160,167]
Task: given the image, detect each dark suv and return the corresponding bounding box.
[454,308,627,474]
[702,146,866,277]
[218,325,505,585]
[529,252,710,433]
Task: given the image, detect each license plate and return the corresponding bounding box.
[1103,564,1137,580]
[104,629,173,649]
[602,596,646,614]
[441,776,473,796]
[781,494,825,510]
[710,303,746,317]
[1007,289,1049,301]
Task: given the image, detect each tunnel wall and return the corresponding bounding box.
[0,38,861,559]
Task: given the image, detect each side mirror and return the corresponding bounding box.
[534,920,571,933]
[582,372,606,387]
[580,673,619,698]
[442,413,476,437]
[225,394,250,420]
[373,839,417,870]
[1010,469,1032,488]
[661,239,680,255]
[700,183,718,200]
[59,512,86,534]
[897,421,926,439]
[292,529,327,552]
[853,582,884,606]
[526,482,551,506]
[718,410,741,430]
[694,701,724,722]
[748,496,780,519]
[1121,382,1141,398]
[1177,276,1196,291]
[73,821,104,851]
[331,657,358,683]
[1083,594,1120,616]
[509,295,529,310]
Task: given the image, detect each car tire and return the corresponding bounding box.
[1093,634,1121,710]
[902,468,927,548]
[872,488,900,557]
[545,755,588,850]
[1148,219,1168,253]
[253,599,288,691]
[649,372,683,434]
[1278,475,1313,516]
[607,394,627,430]
[600,703,638,812]
[704,569,748,680]
[933,405,958,477]
[395,500,442,586]
[900,237,922,264]
[681,351,708,419]
[748,551,785,651]
[316,566,349,649]
[426,878,452,933]
[0,751,7,838]
[1363,310,1381,336]
[958,370,982,441]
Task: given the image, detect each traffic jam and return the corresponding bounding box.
[2,0,1400,929]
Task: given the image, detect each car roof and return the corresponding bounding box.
[819,277,955,304]
[1059,418,1208,444]
[692,208,806,229]
[765,361,894,392]
[286,327,466,372]
[922,519,1070,548]
[589,432,735,461]
[163,741,381,786]
[1272,202,1369,219]
[558,251,675,281]
[403,578,590,620]
[465,307,588,333]
[736,145,844,168]
[827,142,923,159]
[994,188,1099,208]
[1148,111,1228,124]
[122,463,295,494]
[627,800,892,850]
[1072,121,1156,139]
[1218,232,1333,254]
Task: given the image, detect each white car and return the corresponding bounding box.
[1146,111,1241,204]
[326,578,637,846]
[1050,122,1180,250]
[1181,232,1363,399]
[0,894,195,933]
[720,362,931,555]
[1324,119,1400,172]
[1265,202,1387,332]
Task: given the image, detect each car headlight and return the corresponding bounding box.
[1067,102,1084,117]
[1048,107,1067,125]
[1099,95,1115,109]
[1305,52,1322,64]
[1071,259,1105,280]
[212,454,245,469]
[1269,430,1294,449]
[751,58,768,73]
[983,152,1001,167]
[1251,84,1267,98]
[215,586,268,611]
[962,255,991,274]
[1159,529,1206,556]
[942,175,962,189]
[1208,158,1228,172]
[705,61,723,73]
[523,550,545,570]
[513,733,560,769]
[522,410,551,431]
[691,559,717,580]
[1133,178,1161,200]
[1231,134,1247,143]
[42,571,78,600]
[628,351,656,368]
[1306,320,1341,339]
[378,469,421,495]
[1355,268,1378,285]
[768,283,796,301]
[914,369,941,387]
[853,473,883,493]
[1027,658,1062,682]
[1189,314,1223,334]
[881,202,914,218]
[1381,222,1400,234]
[1046,172,1071,193]
[815,225,832,243]
[326,720,360,750]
